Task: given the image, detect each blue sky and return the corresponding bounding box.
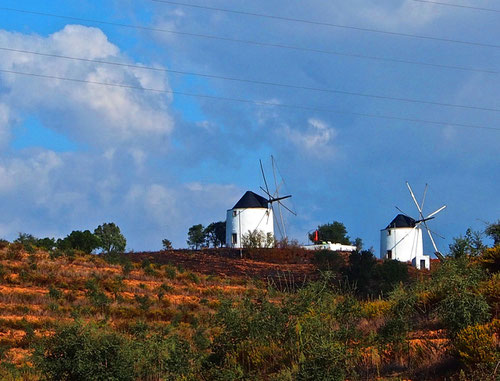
[0,0,498,253]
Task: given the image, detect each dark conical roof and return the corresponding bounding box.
[232,191,269,209]
[386,214,417,229]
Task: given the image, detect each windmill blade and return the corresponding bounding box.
[423,221,440,254]
[271,195,292,203]
[406,182,425,219]
[271,204,284,239]
[423,221,445,261]
[389,223,421,251]
[421,183,429,212]
[426,227,445,240]
[277,200,297,216]
[395,206,411,217]
[260,186,272,198]
[271,155,287,239]
[260,159,271,197]
[425,205,447,220]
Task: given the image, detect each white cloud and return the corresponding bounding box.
[0,150,62,194]
[281,118,338,158]
[0,103,11,147]
[0,25,175,149]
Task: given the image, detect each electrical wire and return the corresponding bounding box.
[410,0,500,13]
[0,7,497,75]
[149,0,500,48]
[0,68,498,131]
[2,46,498,113]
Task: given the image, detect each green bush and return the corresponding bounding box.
[33,323,134,381]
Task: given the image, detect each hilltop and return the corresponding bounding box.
[0,243,498,380]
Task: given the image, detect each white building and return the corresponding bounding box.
[380,214,430,270]
[302,242,357,252]
[226,191,274,248]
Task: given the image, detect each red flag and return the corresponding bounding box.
[314,230,319,242]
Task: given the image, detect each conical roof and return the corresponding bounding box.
[232,191,269,209]
[386,214,417,229]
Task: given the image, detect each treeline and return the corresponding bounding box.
[6,222,126,255]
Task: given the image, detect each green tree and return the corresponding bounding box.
[485,220,500,246]
[352,237,363,251]
[309,221,351,245]
[449,228,485,258]
[162,239,173,250]
[57,230,100,254]
[241,230,274,248]
[187,224,205,249]
[94,223,126,254]
[204,221,226,248]
[345,250,377,297]
[37,237,56,251]
[14,233,38,247]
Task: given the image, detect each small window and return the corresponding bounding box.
[387,230,391,236]
[233,210,237,217]
[420,259,426,269]
[232,233,238,244]
[387,250,392,259]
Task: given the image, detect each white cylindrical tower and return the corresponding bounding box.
[226,191,274,248]
[380,214,429,269]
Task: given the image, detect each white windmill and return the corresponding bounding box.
[225,156,296,248]
[380,182,446,270]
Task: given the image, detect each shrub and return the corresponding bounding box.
[134,294,152,313]
[0,239,9,250]
[164,265,177,280]
[6,243,23,260]
[433,258,490,336]
[373,259,410,296]
[479,246,500,273]
[439,288,491,336]
[122,260,133,276]
[362,299,391,319]
[33,323,134,381]
[85,278,111,314]
[453,320,499,366]
[313,249,345,272]
[187,272,200,284]
[48,285,63,300]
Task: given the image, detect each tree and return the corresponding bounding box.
[14,233,38,247]
[309,221,351,244]
[449,228,485,258]
[187,224,205,250]
[352,237,363,251]
[94,223,126,254]
[57,230,100,254]
[204,221,226,248]
[241,230,274,248]
[485,220,500,246]
[162,239,173,250]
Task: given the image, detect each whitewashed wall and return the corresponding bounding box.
[226,208,274,248]
[380,227,430,269]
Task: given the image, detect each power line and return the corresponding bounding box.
[0,68,498,131]
[2,46,499,113]
[410,0,500,13]
[0,7,497,75]
[149,0,500,49]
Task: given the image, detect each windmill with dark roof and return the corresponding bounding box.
[380,182,446,270]
[226,157,295,248]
